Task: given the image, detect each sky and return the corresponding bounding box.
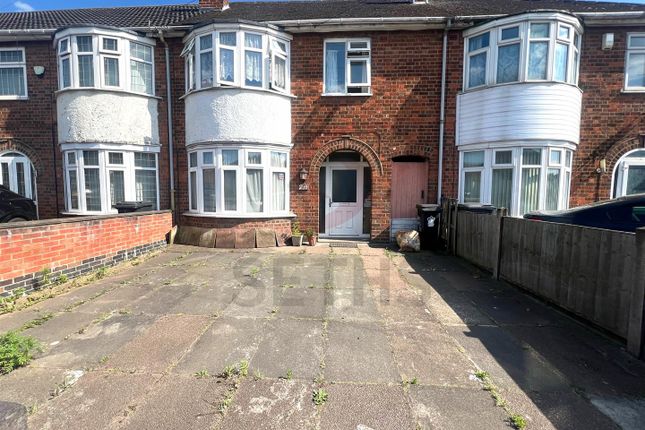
[1,0,644,13]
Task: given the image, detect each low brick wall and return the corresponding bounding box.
[179,214,293,246]
[0,211,172,296]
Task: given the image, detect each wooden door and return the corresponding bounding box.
[391,161,428,219]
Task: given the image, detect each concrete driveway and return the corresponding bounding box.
[1,244,644,429]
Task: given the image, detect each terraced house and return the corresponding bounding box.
[0,0,644,243]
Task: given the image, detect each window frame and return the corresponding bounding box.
[323,38,372,96]
[612,149,645,198]
[466,32,491,89]
[496,25,522,84]
[624,33,645,92]
[0,47,28,100]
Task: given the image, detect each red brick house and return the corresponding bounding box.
[0,0,644,243]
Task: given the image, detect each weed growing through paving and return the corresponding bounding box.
[510,414,527,429]
[402,377,419,389]
[99,356,109,364]
[0,331,42,374]
[284,369,293,380]
[194,369,210,379]
[0,288,26,313]
[222,364,236,379]
[312,388,328,405]
[95,267,108,280]
[249,267,260,279]
[238,360,249,377]
[253,369,264,380]
[19,312,54,331]
[475,370,525,428]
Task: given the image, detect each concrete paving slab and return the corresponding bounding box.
[278,287,328,319]
[127,284,196,316]
[409,385,509,429]
[236,229,256,249]
[326,287,380,322]
[373,285,438,324]
[252,319,324,380]
[420,288,495,326]
[256,229,277,248]
[106,314,211,373]
[170,283,243,316]
[72,283,150,314]
[222,286,281,318]
[0,367,67,408]
[22,311,98,345]
[0,308,56,333]
[220,379,317,430]
[217,231,236,249]
[318,383,416,430]
[121,375,231,430]
[0,401,26,430]
[325,321,400,384]
[174,317,266,376]
[28,372,158,430]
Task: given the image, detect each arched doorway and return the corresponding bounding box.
[0,151,37,203]
[612,149,645,198]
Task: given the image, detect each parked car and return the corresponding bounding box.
[524,194,645,232]
[0,185,38,223]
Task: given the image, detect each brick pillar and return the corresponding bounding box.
[199,0,229,9]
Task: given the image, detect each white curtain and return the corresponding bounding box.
[220,48,234,82]
[224,170,237,210]
[245,51,262,86]
[272,172,286,211]
[546,168,561,210]
[246,169,263,212]
[491,169,512,210]
[325,42,345,93]
[520,168,540,214]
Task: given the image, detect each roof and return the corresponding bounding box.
[0,1,643,31]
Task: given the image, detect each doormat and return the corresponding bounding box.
[329,242,358,248]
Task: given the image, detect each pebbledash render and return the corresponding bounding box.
[0,0,644,244]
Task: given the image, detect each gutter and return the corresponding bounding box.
[438,18,451,204]
[158,29,176,224]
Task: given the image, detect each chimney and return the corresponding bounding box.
[199,0,230,10]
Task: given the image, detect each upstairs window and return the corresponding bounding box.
[625,34,645,91]
[324,39,371,95]
[467,33,489,88]
[130,42,153,94]
[0,48,27,99]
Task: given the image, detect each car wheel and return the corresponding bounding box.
[7,217,28,223]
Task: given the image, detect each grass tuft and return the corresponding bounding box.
[0,331,41,374]
[510,414,527,429]
[312,388,328,405]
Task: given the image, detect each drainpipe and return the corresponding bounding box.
[158,29,176,224]
[437,19,451,204]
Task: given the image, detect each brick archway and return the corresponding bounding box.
[309,136,383,177]
[0,139,44,176]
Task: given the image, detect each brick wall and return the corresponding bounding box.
[574,26,645,206]
[0,211,172,295]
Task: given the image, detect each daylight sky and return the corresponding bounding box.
[1,0,644,13]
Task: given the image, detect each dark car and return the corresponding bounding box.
[0,185,38,223]
[524,194,645,232]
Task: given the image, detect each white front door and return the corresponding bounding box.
[326,165,363,236]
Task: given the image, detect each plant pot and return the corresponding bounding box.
[308,235,318,246]
[292,235,304,246]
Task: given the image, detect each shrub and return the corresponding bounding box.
[0,331,42,374]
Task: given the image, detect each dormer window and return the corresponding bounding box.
[182,25,291,95]
[55,28,155,96]
[463,15,582,90]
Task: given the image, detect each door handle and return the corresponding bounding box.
[329,199,332,207]
[421,190,424,199]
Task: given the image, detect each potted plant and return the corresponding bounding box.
[305,228,318,246]
[291,222,304,246]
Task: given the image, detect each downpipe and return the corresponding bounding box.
[437,19,451,204]
[158,30,176,224]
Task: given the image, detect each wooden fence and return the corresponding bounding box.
[443,200,645,359]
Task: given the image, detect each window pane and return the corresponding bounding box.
[222,150,238,166]
[67,152,76,165]
[630,35,645,48]
[550,150,561,165]
[190,171,197,210]
[200,51,213,88]
[68,169,79,210]
[84,168,101,211]
[627,53,645,88]
[573,50,579,84]
[59,39,68,54]
[349,60,367,84]
[495,151,512,165]
[332,170,357,203]
[83,150,99,166]
[522,148,542,165]
[468,32,489,52]
[224,170,237,210]
[200,35,212,51]
[546,168,561,210]
[274,56,286,89]
[272,172,286,211]
[15,162,25,196]
[220,48,234,82]
[528,42,548,80]
[203,151,214,165]
[61,57,71,88]
[566,151,572,167]
[134,153,156,168]
[0,50,22,63]
[189,152,198,168]
[0,162,8,187]
[245,51,262,87]
[492,169,513,210]
[246,168,263,212]
[626,166,645,195]
[135,169,157,208]
[220,32,236,47]
[554,43,569,82]
[271,152,287,168]
[76,36,93,52]
[0,68,25,96]
[463,151,485,167]
[463,171,481,203]
[104,57,119,86]
[130,60,152,94]
[109,170,125,207]
[325,42,346,93]
[501,27,519,40]
[109,152,123,164]
[248,152,261,164]
[468,52,486,87]
[203,168,216,212]
[558,26,571,40]
[520,168,540,214]
[530,23,550,38]
[245,33,262,49]
[78,55,94,87]
[564,171,571,207]
[497,43,520,83]
[102,38,118,51]
[130,42,152,62]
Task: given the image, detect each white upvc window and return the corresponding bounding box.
[55,30,155,96]
[467,32,490,88]
[63,149,159,214]
[244,32,264,88]
[187,146,290,217]
[625,33,645,91]
[613,149,645,197]
[0,48,27,99]
[459,146,573,216]
[496,26,521,84]
[270,39,288,91]
[323,38,371,95]
[0,151,36,202]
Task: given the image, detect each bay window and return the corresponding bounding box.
[64,149,159,214]
[625,34,645,91]
[183,26,290,94]
[464,15,582,90]
[324,39,371,95]
[613,150,645,197]
[459,146,573,216]
[187,146,290,217]
[55,29,155,95]
[0,48,27,99]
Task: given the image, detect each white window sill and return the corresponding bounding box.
[60,211,114,216]
[322,93,372,97]
[0,96,28,101]
[183,211,296,219]
[621,89,645,94]
[181,85,296,100]
[55,87,161,100]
